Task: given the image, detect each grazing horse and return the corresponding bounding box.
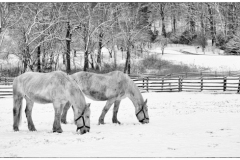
[13,71,91,134]
[61,71,149,125]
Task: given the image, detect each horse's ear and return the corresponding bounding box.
[144,99,147,106]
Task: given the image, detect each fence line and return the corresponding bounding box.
[130,75,240,93]
[130,70,240,79]
[1,71,240,97]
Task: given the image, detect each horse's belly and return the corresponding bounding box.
[26,92,52,104]
[85,91,108,101]
[32,96,52,104]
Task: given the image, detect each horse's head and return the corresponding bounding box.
[75,103,91,134]
[136,99,149,124]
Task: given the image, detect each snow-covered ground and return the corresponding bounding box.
[1,44,240,157]
[150,44,240,72]
[0,92,240,157]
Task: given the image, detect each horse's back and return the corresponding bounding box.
[13,71,71,103]
[72,71,130,101]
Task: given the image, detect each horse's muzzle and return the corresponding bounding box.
[139,118,149,124]
[77,126,90,134]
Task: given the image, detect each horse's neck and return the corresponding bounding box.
[71,73,85,88]
[128,80,144,109]
[68,75,86,116]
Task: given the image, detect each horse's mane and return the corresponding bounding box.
[125,74,144,104]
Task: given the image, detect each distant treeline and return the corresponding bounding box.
[0,2,240,74]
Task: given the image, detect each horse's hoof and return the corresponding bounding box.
[13,127,19,132]
[112,119,121,124]
[61,120,67,124]
[53,128,63,133]
[28,126,37,131]
[98,120,105,125]
[29,128,37,131]
[53,129,63,133]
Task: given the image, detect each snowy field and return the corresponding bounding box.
[1,44,240,157]
[0,92,240,157]
[150,44,240,72]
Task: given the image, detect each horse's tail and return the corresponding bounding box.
[13,77,24,129]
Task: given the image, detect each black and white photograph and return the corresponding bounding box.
[0,1,240,158]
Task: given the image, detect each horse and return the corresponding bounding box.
[12,71,91,134]
[61,71,149,125]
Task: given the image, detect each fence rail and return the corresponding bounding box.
[130,74,240,93]
[0,76,14,97]
[1,71,240,97]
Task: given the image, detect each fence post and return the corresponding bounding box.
[178,76,182,92]
[223,76,227,91]
[201,77,203,91]
[238,77,240,93]
[143,78,145,89]
[5,77,7,85]
[146,77,149,92]
[162,78,164,91]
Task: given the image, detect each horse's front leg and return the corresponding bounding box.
[53,102,64,133]
[61,101,71,124]
[98,99,115,125]
[112,100,121,124]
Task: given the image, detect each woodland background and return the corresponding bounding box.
[0,2,240,75]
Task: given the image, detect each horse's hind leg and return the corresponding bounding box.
[13,94,23,131]
[53,102,64,133]
[98,99,115,125]
[25,98,36,131]
[112,100,121,124]
[61,101,71,124]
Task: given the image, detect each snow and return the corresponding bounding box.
[0,92,240,157]
[150,44,240,72]
[1,44,240,157]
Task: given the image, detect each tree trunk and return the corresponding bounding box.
[228,3,236,37]
[207,3,216,46]
[124,45,130,74]
[90,53,95,69]
[49,52,53,71]
[160,4,167,38]
[172,15,176,34]
[0,6,2,34]
[114,45,117,69]
[63,53,65,64]
[83,51,89,71]
[200,8,206,52]
[66,22,71,74]
[23,46,30,73]
[188,3,195,34]
[96,32,103,70]
[37,45,41,72]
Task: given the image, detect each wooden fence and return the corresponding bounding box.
[130,75,240,93]
[1,71,240,97]
[129,70,240,79]
[0,77,14,97]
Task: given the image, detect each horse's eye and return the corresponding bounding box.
[86,116,89,118]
